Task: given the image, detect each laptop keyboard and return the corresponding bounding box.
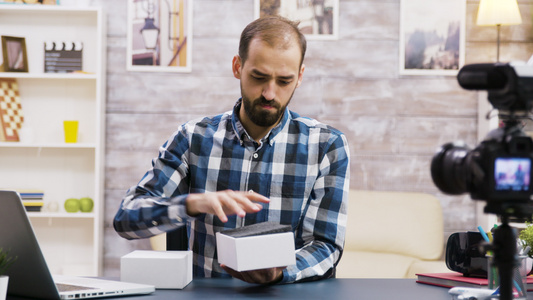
[56,283,97,292]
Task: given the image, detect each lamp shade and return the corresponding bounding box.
[477,0,522,26]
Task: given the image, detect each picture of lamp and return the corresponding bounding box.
[140,0,160,50]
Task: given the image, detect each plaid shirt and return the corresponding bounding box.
[114,99,350,283]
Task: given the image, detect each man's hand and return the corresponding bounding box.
[186,190,270,222]
[220,264,285,285]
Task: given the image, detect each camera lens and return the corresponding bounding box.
[431,142,471,195]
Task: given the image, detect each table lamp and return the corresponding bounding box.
[476,0,522,62]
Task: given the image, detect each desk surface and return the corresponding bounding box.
[8,278,533,299]
[101,278,446,300]
[121,278,533,300]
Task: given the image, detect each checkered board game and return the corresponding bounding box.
[0,78,24,142]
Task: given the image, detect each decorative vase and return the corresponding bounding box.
[0,275,8,300]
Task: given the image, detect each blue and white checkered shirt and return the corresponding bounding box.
[114,99,350,283]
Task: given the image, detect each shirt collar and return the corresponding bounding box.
[231,98,291,146]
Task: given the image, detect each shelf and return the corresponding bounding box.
[28,212,95,219]
[0,72,97,80]
[0,142,96,149]
[0,4,106,276]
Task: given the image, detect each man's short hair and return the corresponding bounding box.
[238,15,307,67]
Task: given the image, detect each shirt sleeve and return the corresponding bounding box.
[113,127,193,240]
[280,132,350,283]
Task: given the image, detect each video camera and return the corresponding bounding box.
[430,62,533,219]
[431,62,533,300]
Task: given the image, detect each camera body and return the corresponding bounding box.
[432,126,533,202]
[474,131,532,202]
[431,62,533,215]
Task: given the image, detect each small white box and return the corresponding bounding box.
[120,250,192,289]
[216,231,296,272]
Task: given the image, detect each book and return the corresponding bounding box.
[23,202,44,212]
[17,189,44,200]
[416,272,533,291]
[14,189,44,212]
[19,192,44,200]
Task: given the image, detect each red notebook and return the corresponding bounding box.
[416,272,533,291]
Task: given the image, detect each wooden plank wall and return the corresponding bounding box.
[98,0,533,276]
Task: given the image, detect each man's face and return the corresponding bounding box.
[233,38,304,129]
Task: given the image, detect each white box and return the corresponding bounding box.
[120,250,192,289]
[216,231,296,272]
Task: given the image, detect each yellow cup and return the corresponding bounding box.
[63,120,79,143]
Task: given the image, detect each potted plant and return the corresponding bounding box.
[0,248,16,300]
[519,222,533,275]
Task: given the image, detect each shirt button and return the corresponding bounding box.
[176,217,183,223]
[253,153,258,159]
[248,189,254,193]
[152,220,158,226]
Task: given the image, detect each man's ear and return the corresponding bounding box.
[296,63,305,88]
[232,55,242,79]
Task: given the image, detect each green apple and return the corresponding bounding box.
[79,197,94,213]
[64,198,80,213]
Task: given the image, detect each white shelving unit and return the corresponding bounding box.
[0,5,106,276]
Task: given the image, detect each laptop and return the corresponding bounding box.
[0,190,155,299]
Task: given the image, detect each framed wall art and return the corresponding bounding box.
[0,0,57,4]
[1,36,28,73]
[399,0,466,76]
[127,0,193,72]
[255,0,339,40]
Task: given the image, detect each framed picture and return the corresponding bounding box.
[1,36,28,73]
[127,0,193,73]
[0,0,57,4]
[399,0,466,76]
[254,0,339,40]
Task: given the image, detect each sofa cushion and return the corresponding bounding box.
[336,251,418,278]
[345,190,443,260]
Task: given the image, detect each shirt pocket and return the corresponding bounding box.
[268,180,311,226]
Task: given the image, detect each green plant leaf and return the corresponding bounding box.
[0,248,16,276]
[519,222,533,257]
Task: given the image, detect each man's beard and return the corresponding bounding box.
[241,89,295,128]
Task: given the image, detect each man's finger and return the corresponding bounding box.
[240,271,257,284]
[219,193,246,217]
[211,201,228,223]
[231,192,264,213]
[245,191,270,203]
[220,264,245,281]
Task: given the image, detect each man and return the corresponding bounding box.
[114,15,350,285]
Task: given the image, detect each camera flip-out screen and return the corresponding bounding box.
[494,157,531,192]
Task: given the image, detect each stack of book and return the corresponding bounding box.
[416,272,533,291]
[17,189,44,212]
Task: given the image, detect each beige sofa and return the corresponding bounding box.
[336,189,449,278]
[150,189,450,279]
